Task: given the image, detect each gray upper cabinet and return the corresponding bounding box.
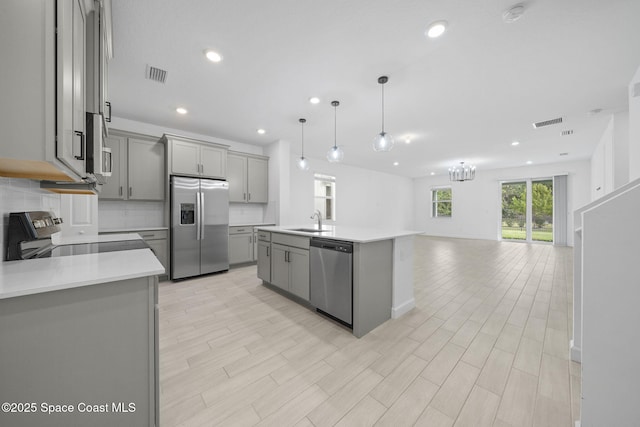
[0,0,91,181]
[128,138,165,200]
[228,151,269,203]
[56,0,87,178]
[100,132,165,201]
[165,134,228,179]
[86,0,112,121]
[100,134,126,199]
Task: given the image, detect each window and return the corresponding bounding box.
[314,174,336,221]
[431,187,452,217]
[501,179,553,242]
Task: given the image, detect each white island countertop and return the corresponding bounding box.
[255,224,423,243]
[0,233,165,300]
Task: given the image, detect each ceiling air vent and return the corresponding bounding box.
[145,65,167,84]
[561,130,574,136]
[532,117,563,129]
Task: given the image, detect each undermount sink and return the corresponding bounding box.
[288,228,331,233]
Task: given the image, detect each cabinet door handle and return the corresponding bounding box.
[248,193,251,201]
[74,131,85,160]
[119,186,123,196]
[105,101,112,122]
[267,246,270,257]
[129,187,133,197]
[243,193,246,200]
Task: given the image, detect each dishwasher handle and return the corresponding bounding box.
[310,238,353,253]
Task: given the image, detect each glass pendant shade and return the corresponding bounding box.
[326,146,344,163]
[372,132,395,152]
[297,156,310,171]
[449,162,476,182]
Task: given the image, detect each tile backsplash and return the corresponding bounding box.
[229,203,265,225]
[1,177,61,259]
[98,200,165,230]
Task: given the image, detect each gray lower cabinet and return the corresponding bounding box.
[100,230,168,279]
[270,243,310,301]
[257,240,271,282]
[0,276,159,427]
[138,230,168,277]
[229,233,253,264]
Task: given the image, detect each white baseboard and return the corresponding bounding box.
[392,298,415,319]
[570,339,582,363]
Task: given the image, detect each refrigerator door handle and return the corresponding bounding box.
[195,191,201,241]
[200,192,205,240]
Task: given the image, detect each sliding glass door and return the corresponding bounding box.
[501,179,553,243]
[531,180,553,242]
[501,182,527,240]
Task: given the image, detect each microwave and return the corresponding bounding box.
[86,112,112,184]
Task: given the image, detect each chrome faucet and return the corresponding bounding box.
[310,209,322,229]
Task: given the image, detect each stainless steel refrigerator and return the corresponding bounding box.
[170,176,229,279]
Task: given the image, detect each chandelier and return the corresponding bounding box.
[449,162,476,182]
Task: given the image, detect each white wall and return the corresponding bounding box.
[591,117,614,200]
[413,160,591,246]
[629,65,640,181]
[286,155,414,230]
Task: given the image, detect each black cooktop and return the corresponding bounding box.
[31,240,150,258]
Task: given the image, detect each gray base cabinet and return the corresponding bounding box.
[269,233,310,301]
[229,232,253,265]
[0,276,159,427]
[257,240,271,282]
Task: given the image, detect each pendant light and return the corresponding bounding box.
[449,162,476,181]
[296,118,310,171]
[372,75,395,152]
[327,100,344,163]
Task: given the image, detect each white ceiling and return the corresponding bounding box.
[109,0,640,178]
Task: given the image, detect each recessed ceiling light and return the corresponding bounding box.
[426,21,447,38]
[176,107,188,115]
[257,129,266,135]
[511,141,520,146]
[204,49,223,63]
[430,172,435,176]
[309,97,320,104]
[405,137,411,144]
[393,162,399,166]
[526,160,533,165]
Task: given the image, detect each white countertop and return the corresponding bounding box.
[230,223,276,227]
[256,224,422,243]
[0,233,165,300]
[99,226,168,233]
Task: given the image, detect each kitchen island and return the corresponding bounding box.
[255,225,420,337]
[0,233,164,427]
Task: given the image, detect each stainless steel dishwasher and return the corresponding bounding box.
[309,238,353,327]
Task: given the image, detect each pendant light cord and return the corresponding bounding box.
[381,83,385,134]
[301,121,304,157]
[334,104,337,149]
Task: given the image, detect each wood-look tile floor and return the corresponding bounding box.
[159,236,580,426]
